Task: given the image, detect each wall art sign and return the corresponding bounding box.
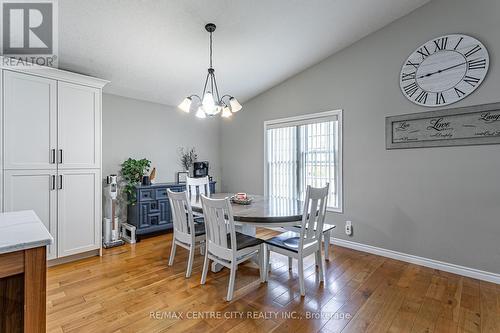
[386,102,500,149]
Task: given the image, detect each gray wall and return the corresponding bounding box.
[103,93,221,186]
[220,0,500,273]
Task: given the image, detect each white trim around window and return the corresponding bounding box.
[263,109,343,213]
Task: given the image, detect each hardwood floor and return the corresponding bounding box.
[47,229,500,333]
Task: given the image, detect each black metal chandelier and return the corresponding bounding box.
[178,23,242,118]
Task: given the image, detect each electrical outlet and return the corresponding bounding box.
[345,221,353,236]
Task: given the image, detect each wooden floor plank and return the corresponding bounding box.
[458,278,482,333]
[45,230,500,333]
[479,280,500,333]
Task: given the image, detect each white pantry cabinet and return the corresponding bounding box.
[57,169,100,257]
[3,169,58,259]
[58,82,101,169]
[3,71,57,170]
[1,59,109,261]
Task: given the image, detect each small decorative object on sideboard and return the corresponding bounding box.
[176,171,188,184]
[142,175,151,186]
[178,147,197,171]
[192,161,209,178]
[120,158,151,204]
[149,167,157,183]
[231,193,253,205]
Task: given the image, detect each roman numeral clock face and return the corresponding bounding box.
[400,34,489,107]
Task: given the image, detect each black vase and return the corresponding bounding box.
[142,175,151,186]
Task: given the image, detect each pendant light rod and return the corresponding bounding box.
[209,31,213,68]
[206,23,216,68]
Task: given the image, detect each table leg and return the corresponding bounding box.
[210,262,223,272]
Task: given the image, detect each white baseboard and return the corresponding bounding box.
[332,237,500,284]
[48,249,100,267]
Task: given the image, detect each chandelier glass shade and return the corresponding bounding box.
[178,23,242,118]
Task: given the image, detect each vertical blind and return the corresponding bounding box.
[266,114,341,210]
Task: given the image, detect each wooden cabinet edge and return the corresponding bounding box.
[24,246,47,333]
[0,246,47,333]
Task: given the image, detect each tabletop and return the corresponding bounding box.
[189,193,304,224]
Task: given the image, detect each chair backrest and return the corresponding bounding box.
[200,195,236,261]
[299,184,330,249]
[186,176,210,197]
[167,189,196,244]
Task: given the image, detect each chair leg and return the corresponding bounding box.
[263,247,269,282]
[298,257,305,296]
[258,245,265,283]
[186,244,195,278]
[267,248,271,273]
[168,241,176,266]
[317,249,325,283]
[227,263,237,301]
[200,246,209,285]
[288,257,293,271]
[324,230,331,261]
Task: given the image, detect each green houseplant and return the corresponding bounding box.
[121,158,151,205]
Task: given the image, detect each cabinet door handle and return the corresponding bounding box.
[58,175,63,190]
[50,175,56,190]
[50,149,56,164]
[58,149,63,164]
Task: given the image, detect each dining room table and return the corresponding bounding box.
[190,192,304,227]
[189,192,305,272]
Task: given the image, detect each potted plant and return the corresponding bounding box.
[120,158,151,205]
[178,147,197,173]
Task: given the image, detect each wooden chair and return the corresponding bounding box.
[186,176,210,196]
[200,195,265,301]
[186,176,210,220]
[287,223,336,261]
[265,184,329,296]
[167,189,206,278]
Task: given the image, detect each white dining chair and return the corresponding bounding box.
[200,195,265,301]
[186,176,210,220]
[167,189,206,278]
[186,176,211,196]
[265,184,329,296]
[286,223,336,261]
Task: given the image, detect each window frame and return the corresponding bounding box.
[263,109,343,213]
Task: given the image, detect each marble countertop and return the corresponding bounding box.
[0,210,54,254]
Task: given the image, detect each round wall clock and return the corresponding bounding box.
[400,34,489,107]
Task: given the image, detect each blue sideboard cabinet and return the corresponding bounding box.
[127,182,216,237]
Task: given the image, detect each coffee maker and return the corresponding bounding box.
[191,161,209,178]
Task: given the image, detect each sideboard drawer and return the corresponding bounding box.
[139,189,155,201]
[155,188,168,199]
[169,186,184,193]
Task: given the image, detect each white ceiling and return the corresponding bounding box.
[58,0,430,106]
